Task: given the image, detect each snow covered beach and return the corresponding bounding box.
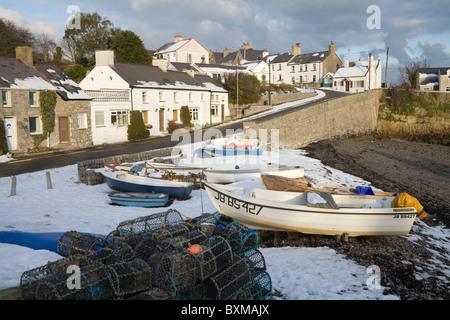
[1,144,448,300]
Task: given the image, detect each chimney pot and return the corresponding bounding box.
[15,46,34,66]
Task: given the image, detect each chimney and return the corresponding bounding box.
[174,35,183,43]
[15,46,34,66]
[263,48,268,58]
[223,48,233,58]
[344,59,349,68]
[95,50,115,67]
[291,43,302,56]
[328,41,335,54]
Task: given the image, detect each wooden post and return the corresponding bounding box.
[10,176,16,196]
[46,171,52,189]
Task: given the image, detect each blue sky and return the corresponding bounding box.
[1,0,449,83]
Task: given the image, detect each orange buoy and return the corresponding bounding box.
[188,244,203,254]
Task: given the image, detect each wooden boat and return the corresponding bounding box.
[204,166,304,184]
[105,163,203,189]
[261,174,395,196]
[203,181,418,237]
[203,147,263,157]
[102,168,193,199]
[108,192,169,208]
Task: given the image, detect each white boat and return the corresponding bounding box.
[208,136,261,149]
[204,166,304,184]
[203,181,418,237]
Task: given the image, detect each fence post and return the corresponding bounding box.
[46,171,53,189]
[10,176,16,196]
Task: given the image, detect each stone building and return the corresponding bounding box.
[1,46,92,153]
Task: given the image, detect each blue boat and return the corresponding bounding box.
[102,169,193,199]
[203,147,263,157]
[108,192,169,207]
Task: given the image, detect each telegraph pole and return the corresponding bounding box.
[385,47,389,87]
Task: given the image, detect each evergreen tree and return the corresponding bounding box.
[109,30,152,65]
[127,111,150,141]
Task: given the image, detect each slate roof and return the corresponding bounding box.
[34,62,91,100]
[219,48,266,64]
[288,51,329,65]
[0,57,55,90]
[111,62,226,92]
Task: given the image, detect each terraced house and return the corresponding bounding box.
[80,50,228,146]
[0,46,92,153]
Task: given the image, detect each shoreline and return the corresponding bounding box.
[303,136,450,227]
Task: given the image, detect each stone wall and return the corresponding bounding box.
[243,89,383,149]
[77,146,179,185]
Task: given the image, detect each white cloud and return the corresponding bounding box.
[0,6,60,38]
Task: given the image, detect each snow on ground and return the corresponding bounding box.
[0,141,448,300]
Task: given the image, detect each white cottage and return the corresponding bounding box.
[80,50,228,146]
[332,55,382,93]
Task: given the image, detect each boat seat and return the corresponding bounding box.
[306,192,340,209]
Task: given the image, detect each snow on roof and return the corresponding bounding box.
[1,75,55,90]
[333,65,367,78]
[156,39,190,54]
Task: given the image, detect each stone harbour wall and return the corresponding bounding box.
[243,89,383,149]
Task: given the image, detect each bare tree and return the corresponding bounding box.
[34,33,57,61]
[399,61,422,88]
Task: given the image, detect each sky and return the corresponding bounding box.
[1,0,449,83]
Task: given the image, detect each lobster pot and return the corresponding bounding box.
[241,249,267,277]
[169,229,208,251]
[151,222,192,245]
[192,236,234,280]
[31,263,116,300]
[128,287,173,300]
[205,256,252,300]
[86,241,134,265]
[132,236,161,263]
[107,259,153,297]
[20,255,90,300]
[247,272,272,300]
[57,231,105,257]
[153,252,198,296]
[215,217,258,255]
[115,209,184,237]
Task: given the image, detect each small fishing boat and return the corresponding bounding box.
[208,136,261,149]
[108,192,169,208]
[203,181,418,237]
[204,166,304,184]
[261,174,395,196]
[203,147,263,157]
[102,168,193,199]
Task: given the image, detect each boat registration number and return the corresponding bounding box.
[214,191,263,215]
[393,214,416,219]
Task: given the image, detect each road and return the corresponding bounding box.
[0,89,346,178]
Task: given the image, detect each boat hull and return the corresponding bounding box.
[102,170,193,199]
[203,182,417,237]
[108,192,169,207]
[204,166,304,184]
[203,147,263,157]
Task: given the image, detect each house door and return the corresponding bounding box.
[3,117,17,150]
[59,117,70,142]
[159,109,165,131]
[345,80,350,92]
[221,105,225,122]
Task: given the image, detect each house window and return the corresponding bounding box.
[95,111,105,126]
[292,76,296,84]
[291,66,295,73]
[111,110,128,126]
[446,87,450,92]
[142,91,148,103]
[305,65,308,72]
[187,54,192,63]
[77,113,87,129]
[211,105,219,116]
[173,92,178,103]
[29,116,42,134]
[189,108,199,121]
[277,64,282,71]
[29,91,38,107]
[159,91,165,102]
[299,65,303,72]
[1,90,10,107]
[313,75,316,82]
[189,92,193,102]
[201,93,205,102]
[142,111,149,124]
[313,64,317,71]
